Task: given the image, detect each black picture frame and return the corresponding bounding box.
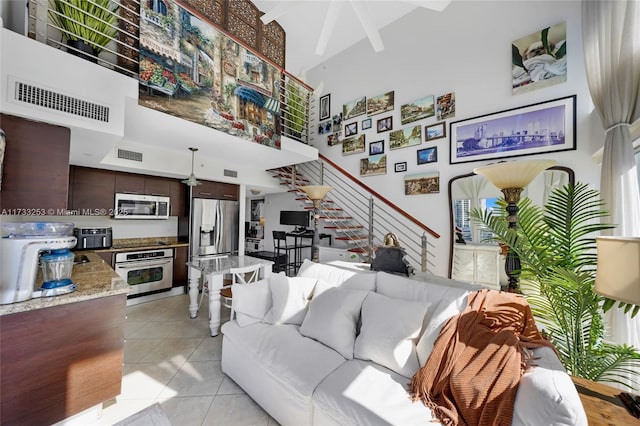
[394,162,407,173]
[449,94,576,164]
[369,140,384,155]
[345,122,358,137]
[319,94,331,121]
[377,116,393,133]
[417,147,438,165]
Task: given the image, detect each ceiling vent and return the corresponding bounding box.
[224,169,238,178]
[117,149,143,162]
[12,79,110,123]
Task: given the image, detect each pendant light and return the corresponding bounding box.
[182,147,202,187]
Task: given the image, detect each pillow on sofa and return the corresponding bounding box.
[354,292,427,378]
[299,288,369,359]
[231,279,271,327]
[376,272,470,366]
[263,272,317,325]
[297,260,376,294]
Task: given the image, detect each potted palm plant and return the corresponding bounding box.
[48,0,119,63]
[471,183,640,388]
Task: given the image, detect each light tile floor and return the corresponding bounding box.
[95,294,279,426]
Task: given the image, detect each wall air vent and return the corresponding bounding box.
[117,149,143,162]
[224,169,238,178]
[13,80,110,122]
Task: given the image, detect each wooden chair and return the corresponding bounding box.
[273,230,297,275]
[220,264,262,320]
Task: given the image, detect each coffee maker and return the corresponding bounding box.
[1,223,77,304]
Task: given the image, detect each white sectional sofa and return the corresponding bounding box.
[220,260,587,426]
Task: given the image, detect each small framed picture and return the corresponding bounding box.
[425,121,446,141]
[327,132,342,146]
[394,162,407,173]
[319,94,331,121]
[345,122,358,137]
[362,118,372,130]
[369,140,384,155]
[417,146,438,165]
[377,116,393,133]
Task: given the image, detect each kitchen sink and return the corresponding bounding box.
[73,254,90,265]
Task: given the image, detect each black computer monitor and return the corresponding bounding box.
[279,210,309,229]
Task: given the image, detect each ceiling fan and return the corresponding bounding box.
[260,0,452,56]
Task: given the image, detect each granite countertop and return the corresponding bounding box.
[94,236,189,252]
[0,251,128,316]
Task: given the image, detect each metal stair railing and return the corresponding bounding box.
[292,157,440,273]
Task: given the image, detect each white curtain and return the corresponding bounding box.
[582,0,640,390]
[459,175,489,243]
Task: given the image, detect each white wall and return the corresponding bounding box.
[304,0,601,277]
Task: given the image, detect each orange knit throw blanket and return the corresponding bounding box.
[410,289,554,426]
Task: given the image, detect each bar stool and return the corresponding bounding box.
[273,230,297,275]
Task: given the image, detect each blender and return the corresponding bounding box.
[0,222,77,304]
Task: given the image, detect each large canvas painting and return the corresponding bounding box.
[512,22,567,95]
[367,91,394,116]
[343,97,367,120]
[360,154,387,176]
[342,134,366,155]
[404,172,440,195]
[138,0,281,148]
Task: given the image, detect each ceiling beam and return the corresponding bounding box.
[350,0,384,52]
[315,1,344,56]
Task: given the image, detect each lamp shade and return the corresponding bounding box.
[595,236,640,306]
[300,185,333,201]
[473,159,557,189]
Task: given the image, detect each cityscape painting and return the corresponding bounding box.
[449,95,576,164]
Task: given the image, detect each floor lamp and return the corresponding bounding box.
[474,159,556,292]
[299,185,333,263]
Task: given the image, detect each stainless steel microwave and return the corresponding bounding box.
[114,193,170,219]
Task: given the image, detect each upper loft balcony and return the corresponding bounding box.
[0,0,317,179]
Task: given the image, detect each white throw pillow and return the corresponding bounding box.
[231,279,271,327]
[299,288,369,359]
[263,272,317,325]
[354,292,427,378]
[297,260,377,293]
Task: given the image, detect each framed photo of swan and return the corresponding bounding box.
[449,94,576,164]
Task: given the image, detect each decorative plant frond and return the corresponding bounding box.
[48,0,119,53]
[471,182,640,389]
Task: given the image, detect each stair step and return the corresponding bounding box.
[273,174,310,183]
[303,206,343,211]
[324,225,364,230]
[321,216,353,221]
[335,235,368,241]
[348,247,369,254]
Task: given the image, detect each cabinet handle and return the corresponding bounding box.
[199,192,212,196]
[223,194,233,198]
[149,192,168,196]
[120,191,140,195]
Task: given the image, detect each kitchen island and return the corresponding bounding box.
[0,251,129,425]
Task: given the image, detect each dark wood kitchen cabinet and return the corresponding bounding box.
[0,294,125,425]
[144,175,172,197]
[68,166,115,213]
[173,245,189,287]
[169,179,187,217]
[191,181,239,201]
[114,172,145,194]
[0,114,70,212]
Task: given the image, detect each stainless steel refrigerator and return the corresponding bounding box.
[189,198,239,258]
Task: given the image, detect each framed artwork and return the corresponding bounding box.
[400,95,435,125]
[404,171,440,195]
[319,94,331,120]
[436,92,456,120]
[389,125,422,150]
[512,22,567,95]
[362,118,372,130]
[367,91,395,116]
[377,116,393,133]
[343,96,367,120]
[342,134,366,156]
[332,113,343,132]
[345,122,358,137]
[327,132,342,146]
[360,154,387,176]
[250,199,263,221]
[394,162,407,173]
[449,94,576,164]
[417,146,438,165]
[369,140,384,155]
[318,120,332,134]
[425,121,446,141]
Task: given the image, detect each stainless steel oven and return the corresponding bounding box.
[114,248,173,296]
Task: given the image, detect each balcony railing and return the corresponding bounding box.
[27,0,312,144]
